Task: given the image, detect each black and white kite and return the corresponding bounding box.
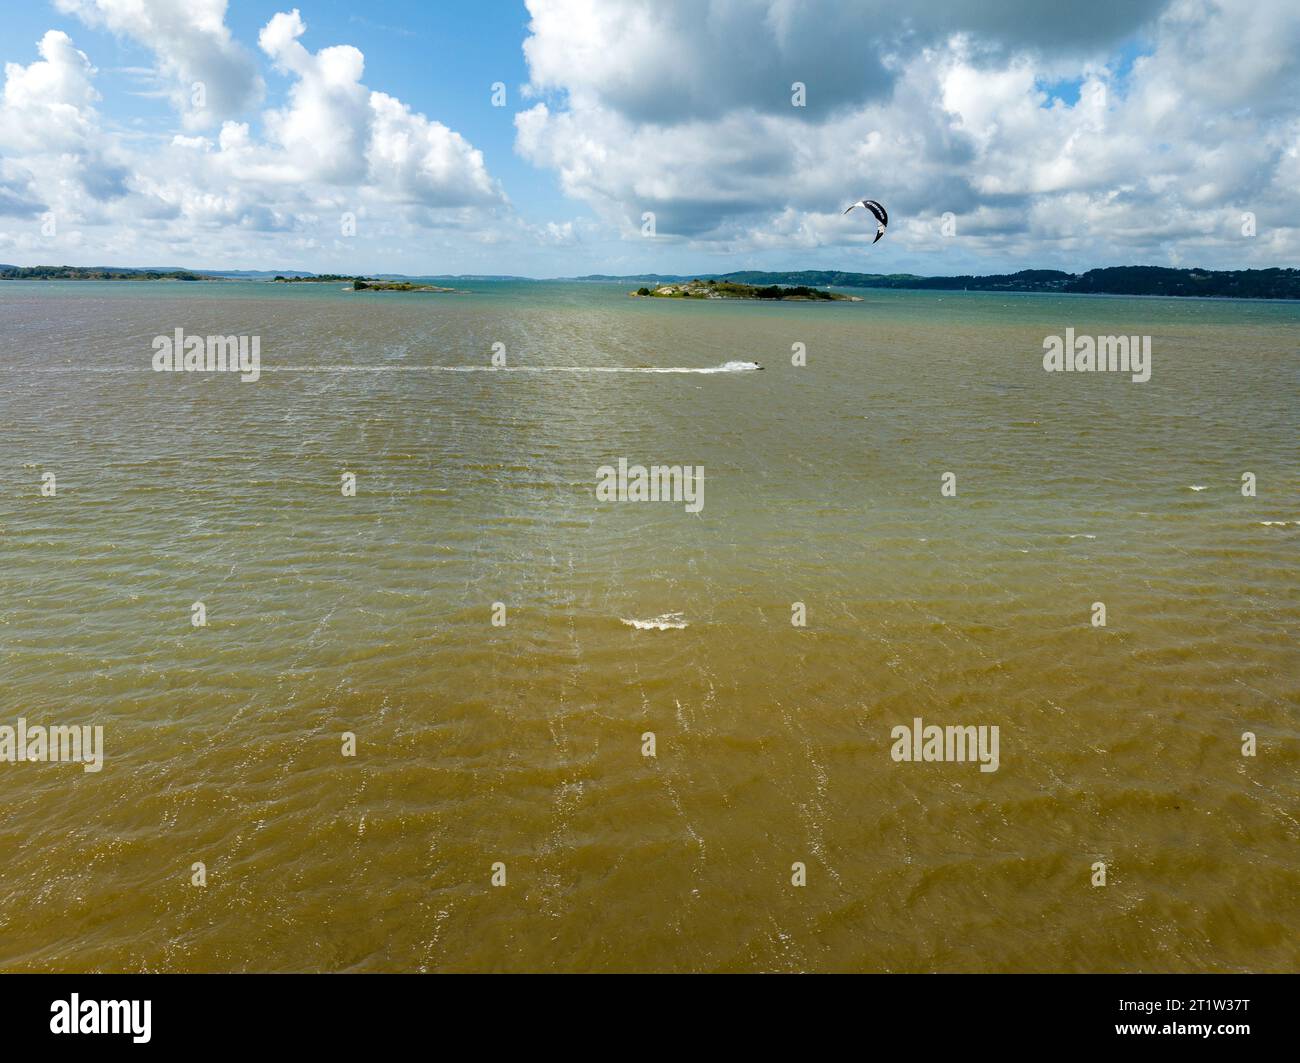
[844,199,888,244]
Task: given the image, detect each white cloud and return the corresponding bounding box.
[1,29,98,153]
[3,0,1297,273]
[246,10,503,204]
[54,0,263,128]
[258,9,370,184]
[521,0,1169,123]
[367,92,501,207]
[0,9,510,268]
[516,0,1300,266]
[0,29,130,221]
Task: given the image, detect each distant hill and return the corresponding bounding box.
[410,274,532,282]
[1063,266,1300,299]
[571,273,692,283]
[0,265,208,281]
[0,266,531,282]
[201,268,315,279]
[571,266,1300,299]
[4,264,1298,299]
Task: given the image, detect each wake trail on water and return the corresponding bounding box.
[2,361,763,376]
[621,613,689,630]
[264,360,763,374]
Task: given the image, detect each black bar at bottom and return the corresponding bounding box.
[1,973,1292,1050]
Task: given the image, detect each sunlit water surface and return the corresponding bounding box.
[0,280,1295,971]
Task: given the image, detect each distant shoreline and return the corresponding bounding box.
[604,266,1300,301]
[2,264,1298,300]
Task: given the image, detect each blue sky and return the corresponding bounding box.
[1,1,1297,276]
[3,1,583,261]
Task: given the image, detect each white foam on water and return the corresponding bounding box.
[1187,485,1208,491]
[4,361,766,375]
[621,612,689,630]
[264,360,762,374]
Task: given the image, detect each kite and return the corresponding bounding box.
[844,199,888,244]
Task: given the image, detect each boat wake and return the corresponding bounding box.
[621,613,689,630]
[265,361,763,374]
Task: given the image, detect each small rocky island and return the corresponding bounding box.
[631,278,859,301]
[272,275,463,292]
[351,279,462,293]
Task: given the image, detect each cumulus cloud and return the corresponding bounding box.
[0,29,98,153]
[0,158,45,217]
[0,9,509,267]
[367,92,502,207]
[3,0,1297,272]
[250,10,501,204]
[226,9,503,207]
[516,0,1300,266]
[0,30,129,219]
[521,0,1167,122]
[258,9,371,183]
[54,0,263,128]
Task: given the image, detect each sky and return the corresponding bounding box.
[0,0,1297,277]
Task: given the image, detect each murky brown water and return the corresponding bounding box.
[0,281,1295,971]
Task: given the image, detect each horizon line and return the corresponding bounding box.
[2,262,1298,282]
